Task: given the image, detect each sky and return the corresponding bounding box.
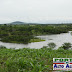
[0,0,72,24]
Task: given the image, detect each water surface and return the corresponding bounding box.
[0,31,72,49]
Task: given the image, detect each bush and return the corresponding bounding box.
[62,43,72,50]
[0,45,6,49]
[48,42,56,48]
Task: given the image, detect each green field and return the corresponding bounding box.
[0,47,72,72]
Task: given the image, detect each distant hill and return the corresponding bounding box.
[10,21,26,24]
[9,21,40,25]
[7,20,72,25]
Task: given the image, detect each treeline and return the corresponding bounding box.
[0,25,33,44]
[0,24,72,44]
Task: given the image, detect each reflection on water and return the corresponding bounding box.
[0,31,72,49]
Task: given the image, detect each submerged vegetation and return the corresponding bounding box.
[0,47,72,72]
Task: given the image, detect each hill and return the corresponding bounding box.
[10,21,26,24]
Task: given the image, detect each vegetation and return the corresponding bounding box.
[0,24,72,71]
[0,24,72,44]
[48,42,56,48]
[62,42,72,50]
[0,47,72,72]
[29,38,45,42]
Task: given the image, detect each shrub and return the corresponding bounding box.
[48,42,56,48]
[0,45,6,49]
[62,42,72,50]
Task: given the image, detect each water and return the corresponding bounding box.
[0,31,72,49]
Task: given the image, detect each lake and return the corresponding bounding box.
[0,31,72,49]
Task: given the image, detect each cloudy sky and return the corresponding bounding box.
[0,0,72,23]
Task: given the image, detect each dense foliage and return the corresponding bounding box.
[0,47,72,72]
[0,24,72,44]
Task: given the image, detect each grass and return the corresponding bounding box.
[29,38,45,42]
[0,47,72,72]
[1,38,45,44]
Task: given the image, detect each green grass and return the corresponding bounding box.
[1,38,45,44]
[29,38,45,42]
[0,47,72,72]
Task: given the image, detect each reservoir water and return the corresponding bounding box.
[0,31,72,49]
